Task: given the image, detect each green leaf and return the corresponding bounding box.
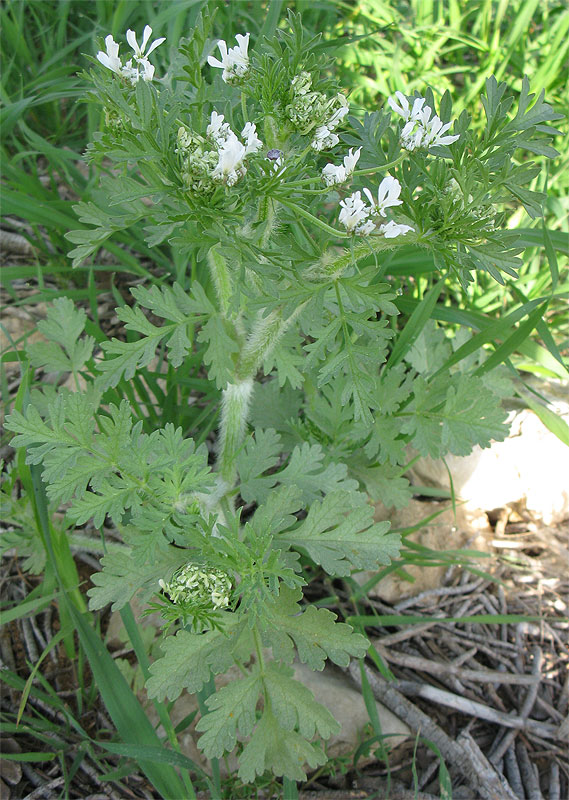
[146,620,253,702]
[279,490,399,576]
[441,375,509,455]
[263,661,340,740]
[196,671,261,759]
[197,315,240,389]
[27,300,95,373]
[277,442,358,504]
[236,429,282,503]
[238,707,327,784]
[87,547,188,612]
[355,464,413,509]
[263,586,369,670]
[401,375,509,458]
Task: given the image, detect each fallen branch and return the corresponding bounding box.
[347,662,518,800]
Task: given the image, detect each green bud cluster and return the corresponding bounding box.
[285,71,330,132]
[104,106,124,132]
[176,126,218,194]
[159,563,232,610]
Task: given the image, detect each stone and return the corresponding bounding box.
[408,399,569,525]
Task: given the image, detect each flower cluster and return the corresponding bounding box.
[339,175,414,238]
[285,71,349,150]
[311,96,349,151]
[208,33,250,84]
[96,25,165,85]
[159,564,232,610]
[388,92,460,151]
[322,147,361,187]
[177,112,263,191]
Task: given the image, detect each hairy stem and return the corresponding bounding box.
[207,245,233,318]
[216,378,254,487]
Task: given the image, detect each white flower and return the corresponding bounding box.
[326,99,349,130]
[126,25,165,61]
[207,111,232,145]
[363,175,403,217]
[322,147,361,187]
[241,122,263,155]
[389,92,459,151]
[379,220,414,238]
[322,163,346,186]
[96,26,164,85]
[339,191,373,235]
[388,92,426,122]
[96,34,122,75]
[212,132,247,186]
[208,33,250,84]
[343,146,361,175]
[311,125,340,152]
[422,115,460,147]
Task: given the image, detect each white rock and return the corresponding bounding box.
[408,403,569,525]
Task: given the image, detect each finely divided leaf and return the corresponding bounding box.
[87,547,187,612]
[263,662,340,740]
[236,429,283,503]
[263,587,369,670]
[146,620,253,702]
[279,490,399,576]
[238,708,327,783]
[196,672,261,759]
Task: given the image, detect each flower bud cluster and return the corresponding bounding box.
[388,92,460,151]
[208,33,250,85]
[176,128,219,194]
[177,112,263,191]
[284,71,349,150]
[96,25,165,86]
[159,563,232,610]
[338,175,414,239]
[285,72,330,129]
[311,95,349,151]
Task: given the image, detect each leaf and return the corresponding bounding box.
[404,321,452,376]
[26,297,94,374]
[263,661,340,740]
[197,315,240,389]
[279,490,399,576]
[263,586,369,670]
[251,485,304,535]
[354,463,414,509]
[236,429,283,504]
[441,375,509,455]
[196,671,261,759]
[146,620,253,702]
[238,707,327,784]
[277,442,358,504]
[87,547,187,612]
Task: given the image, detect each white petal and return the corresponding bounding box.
[207,55,224,68]
[96,52,112,70]
[234,33,250,58]
[141,25,153,53]
[126,29,138,54]
[146,37,166,57]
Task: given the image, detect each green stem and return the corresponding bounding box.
[284,154,406,188]
[215,304,304,494]
[207,245,233,318]
[253,626,266,676]
[216,378,254,487]
[278,198,348,239]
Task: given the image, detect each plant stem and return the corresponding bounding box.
[216,378,254,487]
[207,245,233,318]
